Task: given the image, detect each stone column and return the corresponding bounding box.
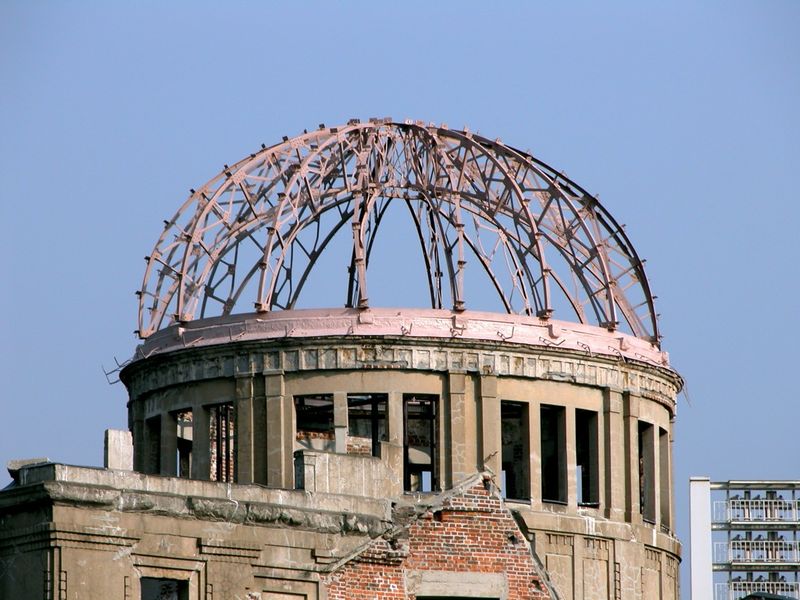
[529,398,542,510]
[623,392,642,524]
[191,403,211,480]
[594,404,606,512]
[566,407,577,509]
[159,411,177,476]
[641,420,657,523]
[603,388,625,521]
[388,391,404,446]
[479,373,500,477]
[386,391,404,488]
[251,376,267,485]
[661,422,675,529]
[652,423,662,529]
[265,371,289,488]
[447,371,468,486]
[235,375,254,484]
[131,402,146,473]
[333,391,348,454]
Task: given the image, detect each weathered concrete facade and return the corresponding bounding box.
[0,464,552,599]
[1,308,681,599]
[0,121,683,599]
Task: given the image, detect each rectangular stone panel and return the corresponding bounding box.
[498,354,510,374]
[302,349,318,370]
[546,553,574,600]
[319,348,336,369]
[642,567,660,599]
[512,355,524,375]
[582,558,609,600]
[415,349,431,369]
[338,348,356,368]
[284,351,299,370]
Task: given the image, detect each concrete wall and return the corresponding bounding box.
[0,464,388,600]
[296,448,402,497]
[114,320,683,599]
[324,477,553,599]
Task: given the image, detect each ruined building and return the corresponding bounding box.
[0,120,682,599]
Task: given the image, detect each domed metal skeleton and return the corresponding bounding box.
[138,118,658,343]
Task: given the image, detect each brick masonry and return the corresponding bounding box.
[323,477,553,599]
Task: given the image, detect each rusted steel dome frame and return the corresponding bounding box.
[137,119,659,343]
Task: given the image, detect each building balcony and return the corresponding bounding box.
[715,580,800,600]
[713,540,800,566]
[714,499,800,526]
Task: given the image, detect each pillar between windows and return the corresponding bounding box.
[264,370,289,488]
[480,374,500,477]
[565,407,577,509]
[623,392,642,524]
[596,409,606,512]
[142,416,161,474]
[384,391,404,478]
[159,411,178,477]
[660,423,674,529]
[652,424,662,529]
[387,391,403,446]
[235,375,254,484]
[191,403,210,481]
[528,399,542,510]
[333,391,347,454]
[132,406,146,473]
[448,370,468,486]
[603,388,625,521]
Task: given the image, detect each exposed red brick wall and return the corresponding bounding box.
[324,479,552,599]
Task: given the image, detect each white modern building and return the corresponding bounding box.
[690,478,800,600]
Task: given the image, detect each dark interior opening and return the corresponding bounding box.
[501,401,530,500]
[140,577,189,600]
[540,404,566,503]
[294,394,335,452]
[347,393,388,457]
[576,409,599,507]
[404,394,438,492]
[175,409,192,479]
[638,420,655,522]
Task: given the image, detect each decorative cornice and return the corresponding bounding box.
[0,467,390,539]
[123,332,680,414]
[0,522,139,555]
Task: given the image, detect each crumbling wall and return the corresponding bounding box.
[323,478,553,599]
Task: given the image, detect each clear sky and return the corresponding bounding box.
[1,2,797,596]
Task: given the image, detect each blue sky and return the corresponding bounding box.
[1,2,798,595]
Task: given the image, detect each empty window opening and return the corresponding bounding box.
[175,409,193,479]
[540,405,566,503]
[140,577,189,600]
[347,393,387,457]
[294,394,335,452]
[638,421,656,522]
[404,394,438,492]
[659,427,670,527]
[145,416,161,475]
[576,409,599,507]
[501,401,530,500]
[210,403,235,482]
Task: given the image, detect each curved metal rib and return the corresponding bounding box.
[138,120,659,344]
